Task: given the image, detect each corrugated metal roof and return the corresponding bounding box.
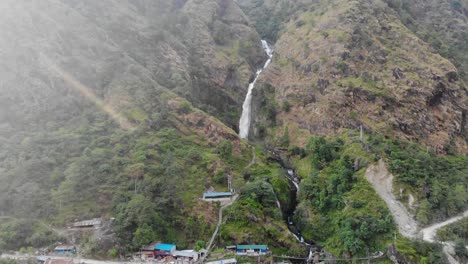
[154,243,176,251]
[203,192,232,198]
[73,218,101,227]
[173,250,197,257]
[236,245,267,250]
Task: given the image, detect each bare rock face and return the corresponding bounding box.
[254,0,467,153]
[0,0,265,134]
[387,244,409,264]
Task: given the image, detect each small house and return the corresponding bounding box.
[154,243,176,257]
[225,245,236,251]
[53,246,75,255]
[173,250,199,262]
[140,242,159,260]
[73,218,102,228]
[236,245,268,255]
[203,192,232,199]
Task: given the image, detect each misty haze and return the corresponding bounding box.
[0,1,467,264]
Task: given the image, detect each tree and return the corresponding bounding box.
[133,224,155,248]
[125,163,146,194]
[279,126,290,147]
[282,101,291,112]
[340,222,365,256]
[194,240,205,251]
[306,137,335,169]
[416,200,431,225]
[454,239,468,260]
[217,140,233,161]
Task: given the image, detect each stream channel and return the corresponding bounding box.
[270,153,318,263]
[238,40,316,263]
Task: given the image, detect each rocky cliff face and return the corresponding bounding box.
[250,0,467,153]
[0,0,265,135]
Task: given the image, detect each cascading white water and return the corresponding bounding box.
[287,169,300,192]
[238,40,273,139]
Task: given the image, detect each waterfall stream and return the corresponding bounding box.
[282,166,315,263]
[239,40,273,139]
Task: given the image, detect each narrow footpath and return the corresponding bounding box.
[201,148,257,262]
[204,194,239,258]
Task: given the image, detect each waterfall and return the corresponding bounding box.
[287,169,300,192]
[238,40,273,139]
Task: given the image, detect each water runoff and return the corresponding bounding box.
[239,40,273,139]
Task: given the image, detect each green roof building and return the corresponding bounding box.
[236,245,268,255]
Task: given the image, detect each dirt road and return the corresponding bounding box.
[420,210,468,242]
[365,160,418,238]
[365,160,468,264]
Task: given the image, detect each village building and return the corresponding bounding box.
[139,242,205,262]
[235,245,268,255]
[154,243,176,258]
[203,192,232,200]
[53,246,75,255]
[173,250,199,263]
[72,218,102,228]
[225,245,237,251]
[140,242,159,260]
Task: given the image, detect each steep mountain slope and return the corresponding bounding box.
[235,0,310,42]
[0,0,264,135]
[238,0,467,261]
[383,0,468,81]
[250,0,467,153]
[0,0,303,255]
[1,0,466,261]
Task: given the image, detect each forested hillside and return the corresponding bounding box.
[239,0,467,262]
[0,0,300,255]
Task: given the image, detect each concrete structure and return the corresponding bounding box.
[173,250,199,262]
[73,218,102,228]
[236,245,268,255]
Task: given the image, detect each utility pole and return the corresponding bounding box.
[227,173,232,193]
[360,125,364,141]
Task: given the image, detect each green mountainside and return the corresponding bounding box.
[0,0,286,255]
[0,0,467,263]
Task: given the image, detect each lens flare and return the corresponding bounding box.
[41,55,135,130]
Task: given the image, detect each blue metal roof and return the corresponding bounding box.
[237,245,268,250]
[154,243,176,251]
[203,192,232,198]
